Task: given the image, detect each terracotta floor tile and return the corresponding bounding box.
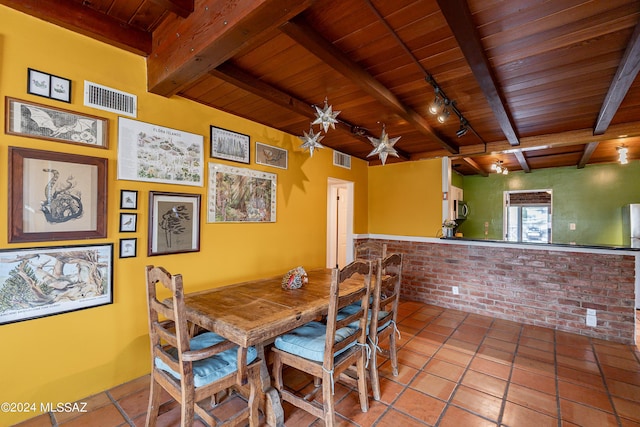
[489,318,522,332]
[560,399,619,427]
[556,354,601,374]
[443,337,481,354]
[555,331,590,347]
[612,396,640,423]
[433,346,474,367]
[483,336,518,353]
[423,323,456,336]
[109,375,150,400]
[556,365,606,390]
[558,380,614,412]
[593,342,638,360]
[55,402,126,426]
[422,358,466,382]
[378,360,418,385]
[116,386,153,421]
[456,323,490,337]
[607,378,640,402]
[598,353,640,371]
[519,336,555,352]
[438,405,498,427]
[601,364,640,386]
[486,328,520,343]
[396,347,429,370]
[376,376,405,405]
[556,343,597,362]
[521,325,555,342]
[501,400,558,427]
[476,344,514,365]
[468,356,512,381]
[398,316,429,331]
[462,314,494,329]
[460,370,507,399]
[335,391,387,425]
[517,344,555,363]
[451,385,502,421]
[392,388,446,425]
[51,392,113,424]
[11,413,53,427]
[506,383,558,417]
[409,371,457,401]
[374,408,429,426]
[510,367,557,395]
[401,336,440,357]
[513,355,555,378]
[415,329,448,345]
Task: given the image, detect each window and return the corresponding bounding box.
[504,190,552,243]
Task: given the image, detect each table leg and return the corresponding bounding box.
[256,344,284,427]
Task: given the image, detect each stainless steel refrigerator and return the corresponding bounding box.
[622,204,640,309]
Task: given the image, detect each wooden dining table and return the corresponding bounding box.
[181,267,364,427]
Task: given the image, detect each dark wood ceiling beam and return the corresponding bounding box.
[147,0,313,97]
[461,157,489,177]
[436,0,520,147]
[514,151,531,173]
[210,62,411,160]
[593,21,640,135]
[0,0,151,55]
[279,16,458,155]
[577,142,599,168]
[150,0,194,18]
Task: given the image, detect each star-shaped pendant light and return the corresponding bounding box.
[299,127,325,157]
[311,97,340,133]
[367,124,401,165]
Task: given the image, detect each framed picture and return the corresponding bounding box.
[27,68,50,98]
[8,147,108,243]
[148,191,201,256]
[210,125,250,164]
[118,117,204,187]
[50,74,72,103]
[119,213,137,232]
[208,162,277,223]
[255,141,288,169]
[5,97,108,148]
[119,238,137,258]
[0,243,113,326]
[120,190,138,209]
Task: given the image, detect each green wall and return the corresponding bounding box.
[460,162,640,245]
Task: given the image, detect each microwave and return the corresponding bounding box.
[454,200,469,220]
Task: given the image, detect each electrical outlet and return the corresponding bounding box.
[452,286,459,295]
[586,308,596,316]
[569,223,576,230]
[586,315,597,327]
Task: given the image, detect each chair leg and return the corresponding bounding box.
[272,353,283,392]
[368,343,381,401]
[356,350,369,413]
[322,370,336,427]
[145,376,162,427]
[389,333,399,377]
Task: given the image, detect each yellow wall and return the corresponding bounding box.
[367,159,443,236]
[0,6,371,424]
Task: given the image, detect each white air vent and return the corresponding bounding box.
[333,150,351,169]
[84,81,137,117]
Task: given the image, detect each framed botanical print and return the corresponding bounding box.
[210,125,250,164]
[148,191,201,256]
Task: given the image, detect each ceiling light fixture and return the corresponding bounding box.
[425,74,473,135]
[617,146,629,164]
[437,108,450,124]
[491,160,508,175]
[456,119,469,138]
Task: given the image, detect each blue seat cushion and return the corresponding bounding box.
[274,321,357,362]
[337,303,390,332]
[155,332,257,388]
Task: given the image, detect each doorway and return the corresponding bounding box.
[327,178,354,269]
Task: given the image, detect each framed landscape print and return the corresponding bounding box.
[148,191,201,256]
[8,147,107,243]
[255,141,287,169]
[210,125,250,164]
[0,243,113,325]
[6,97,108,148]
[117,117,204,187]
[208,162,276,223]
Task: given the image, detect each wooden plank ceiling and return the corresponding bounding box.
[3,0,640,176]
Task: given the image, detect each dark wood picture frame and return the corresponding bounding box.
[148,191,201,256]
[8,147,108,243]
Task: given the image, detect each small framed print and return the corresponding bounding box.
[120,190,138,209]
[27,68,50,98]
[256,141,288,169]
[119,238,137,258]
[149,191,201,256]
[119,213,137,232]
[50,75,72,103]
[210,125,250,164]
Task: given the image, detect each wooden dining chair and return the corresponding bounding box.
[145,265,261,427]
[367,253,403,401]
[354,241,387,261]
[270,260,372,427]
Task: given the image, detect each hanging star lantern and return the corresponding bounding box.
[367,124,401,165]
[311,97,340,133]
[299,127,325,157]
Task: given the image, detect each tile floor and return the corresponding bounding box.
[14,302,640,427]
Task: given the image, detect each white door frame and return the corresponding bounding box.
[326,178,354,269]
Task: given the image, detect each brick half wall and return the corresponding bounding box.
[356,237,637,344]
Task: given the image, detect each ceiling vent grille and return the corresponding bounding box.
[84,81,137,117]
[333,150,351,169]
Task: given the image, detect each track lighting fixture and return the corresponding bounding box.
[617,146,629,164]
[456,119,469,137]
[425,74,476,138]
[491,160,508,175]
[437,108,450,124]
